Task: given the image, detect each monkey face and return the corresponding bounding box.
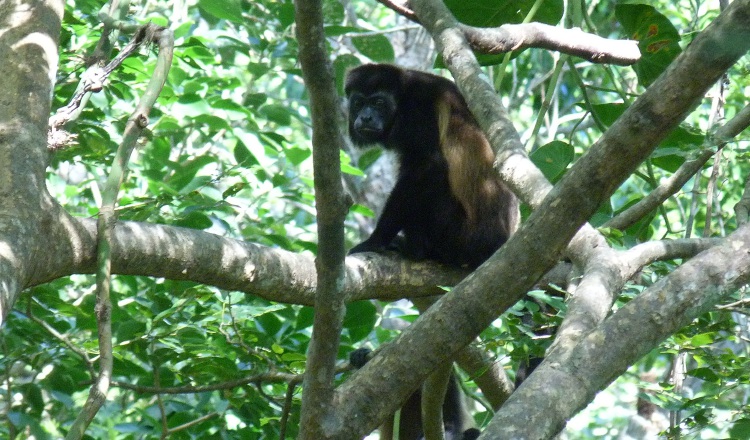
[347,91,397,145]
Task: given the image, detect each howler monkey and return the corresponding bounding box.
[346,63,519,268]
[346,64,518,439]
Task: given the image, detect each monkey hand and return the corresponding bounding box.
[348,240,386,255]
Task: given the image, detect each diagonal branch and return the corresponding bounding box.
[606,103,750,231]
[491,223,750,438]
[65,23,174,440]
[48,21,158,150]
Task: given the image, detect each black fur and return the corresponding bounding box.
[345,64,518,439]
[346,63,518,268]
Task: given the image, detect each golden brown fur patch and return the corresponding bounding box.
[437,94,503,227]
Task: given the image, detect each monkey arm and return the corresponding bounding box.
[350,173,417,254]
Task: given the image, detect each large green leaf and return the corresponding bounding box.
[616,3,681,87]
[530,140,574,182]
[343,301,378,342]
[730,418,750,439]
[444,0,563,27]
[351,34,395,63]
[198,0,243,23]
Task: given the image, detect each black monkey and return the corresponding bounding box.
[350,348,481,440]
[346,63,519,268]
[345,64,519,439]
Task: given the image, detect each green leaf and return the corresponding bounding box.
[334,54,361,94]
[357,148,382,170]
[343,301,377,342]
[590,103,627,127]
[689,332,716,347]
[210,98,253,118]
[730,419,750,439]
[285,146,311,165]
[341,163,364,176]
[20,384,44,415]
[322,0,345,24]
[351,34,395,63]
[198,0,242,23]
[650,125,704,172]
[260,104,293,125]
[193,114,231,132]
[7,412,47,438]
[530,141,574,182]
[167,155,218,191]
[276,2,296,28]
[616,3,681,87]
[233,140,258,167]
[244,92,268,107]
[296,307,315,329]
[281,352,307,362]
[174,211,214,230]
[350,204,374,217]
[527,290,566,311]
[256,313,283,337]
[115,320,147,343]
[591,102,703,173]
[687,367,720,383]
[444,0,563,28]
[341,150,364,176]
[325,25,361,37]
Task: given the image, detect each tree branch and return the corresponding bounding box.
[454,344,513,410]
[375,0,420,23]
[110,371,303,394]
[606,103,750,231]
[373,0,640,65]
[489,223,750,438]
[0,0,63,326]
[294,0,352,436]
[461,23,640,65]
[25,216,469,305]
[66,23,174,440]
[48,22,158,150]
[736,176,750,225]
[487,2,750,435]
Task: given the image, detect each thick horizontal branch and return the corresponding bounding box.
[373,0,639,65]
[461,23,640,65]
[28,214,467,305]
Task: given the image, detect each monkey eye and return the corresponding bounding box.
[373,97,386,107]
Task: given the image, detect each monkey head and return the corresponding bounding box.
[345,64,404,146]
[346,90,397,145]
